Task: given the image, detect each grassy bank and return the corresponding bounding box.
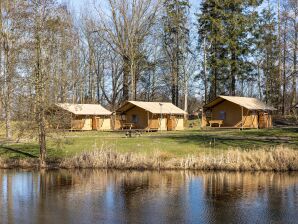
[1,128,298,158]
[1,146,298,171]
[0,127,298,171]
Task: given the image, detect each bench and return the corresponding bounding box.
[121,123,136,130]
[209,120,224,127]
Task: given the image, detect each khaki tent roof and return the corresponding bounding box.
[204,95,276,111]
[116,101,187,115]
[56,103,112,115]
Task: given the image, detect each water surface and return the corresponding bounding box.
[0,169,297,224]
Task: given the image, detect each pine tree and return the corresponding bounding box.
[197,0,230,100]
[163,0,190,106]
[255,3,279,107]
[224,0,260,96]
[197,0,262,100]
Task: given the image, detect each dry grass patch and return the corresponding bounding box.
[60,146,298,171]
[0,157,39,169]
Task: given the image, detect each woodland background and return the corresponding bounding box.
[0,0,297,141]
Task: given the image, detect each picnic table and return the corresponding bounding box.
[209,120,224,127]
[121,123,135,130]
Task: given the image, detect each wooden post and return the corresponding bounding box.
[241,106,243,130]
[159,103,163,132]
[70,114,73,131]
[267,110,270,128]
[251,110,256,128]
[201,107,204,128]
[147,111,149,132]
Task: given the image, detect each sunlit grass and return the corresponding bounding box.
[0,126,297,160]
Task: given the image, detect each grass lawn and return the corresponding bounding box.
[0,126,297,159]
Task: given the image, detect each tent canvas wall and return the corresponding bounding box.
[114,101,187,131]
[202,96,276,129]
[52,103,112,131]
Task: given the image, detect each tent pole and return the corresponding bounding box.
[241,106,243,130]
[267,110,269,128]
[71,114,73,131]
[251,110,256,128]
[147,111,149,132]
[201,107,204,129]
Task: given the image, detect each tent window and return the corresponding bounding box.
[132,115,138,123]
[121,114,126,121]
[219,111,226,120]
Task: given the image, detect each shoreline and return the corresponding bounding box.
[1,146,298,171]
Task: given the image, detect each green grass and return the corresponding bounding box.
[0,126,297,159]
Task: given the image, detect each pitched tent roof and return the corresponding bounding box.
[56,103,112,115]
[204,95,276,111]
[116,101,187,115]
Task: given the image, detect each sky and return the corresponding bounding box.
[59,0,201,16]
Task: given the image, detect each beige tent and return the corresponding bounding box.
[53,103,112,131]
[202,96,276,129]
[114,101,187,131]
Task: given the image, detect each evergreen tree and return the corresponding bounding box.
[197,0,261,100]
[224,0,260,95]
[163,0,190,106]
[197,0,227,100]
[254,4,280,107]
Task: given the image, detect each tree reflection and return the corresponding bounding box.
[0,170,297,224]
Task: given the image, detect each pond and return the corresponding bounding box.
[0,170,297,224]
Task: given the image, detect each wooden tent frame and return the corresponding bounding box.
[202,106,273,129]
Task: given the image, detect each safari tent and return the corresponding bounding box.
[202,96,276,129]
[114,101,187,131]
[52,103,112,131]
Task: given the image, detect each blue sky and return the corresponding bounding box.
[59,0,201,16]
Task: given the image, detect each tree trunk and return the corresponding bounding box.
[175,41,179,106]
[203,37,208,104]
[282,18,287,115]
[35,23,47,167]
[213,44,218,100]
[1,4,12,139]
[230,50,236,96]
[257,62,262,100]
[278,0,282,111]
[4,41,12,139]
[184,69,188,119]
[292,13,297,114]
[130,58,136,100]
[171,57,178,106]
[122,56,130,101]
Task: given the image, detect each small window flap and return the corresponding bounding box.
[219,111,226,120]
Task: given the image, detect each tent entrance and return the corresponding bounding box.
[167,116,176,131]
[258,112,271,129]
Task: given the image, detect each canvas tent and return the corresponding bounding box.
[114,101,187,131]
[202,96,276,129]
[52,103,112,130]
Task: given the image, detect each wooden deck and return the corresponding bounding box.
[203,126,259,130]
[115,128,159,133]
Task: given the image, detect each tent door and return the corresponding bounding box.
[258,112,269,129]
[159,117,167,131]
[92,117,97,130]
[93,117,103,130]
[82,118,92,130]
[167,116,176,131]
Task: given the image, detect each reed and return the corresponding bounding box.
[60,146,298,171]
[1,145,297,171]
[0,157,39,169]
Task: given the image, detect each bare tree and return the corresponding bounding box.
[95,0,160,101]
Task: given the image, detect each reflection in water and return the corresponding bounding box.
[0,170,297,224]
